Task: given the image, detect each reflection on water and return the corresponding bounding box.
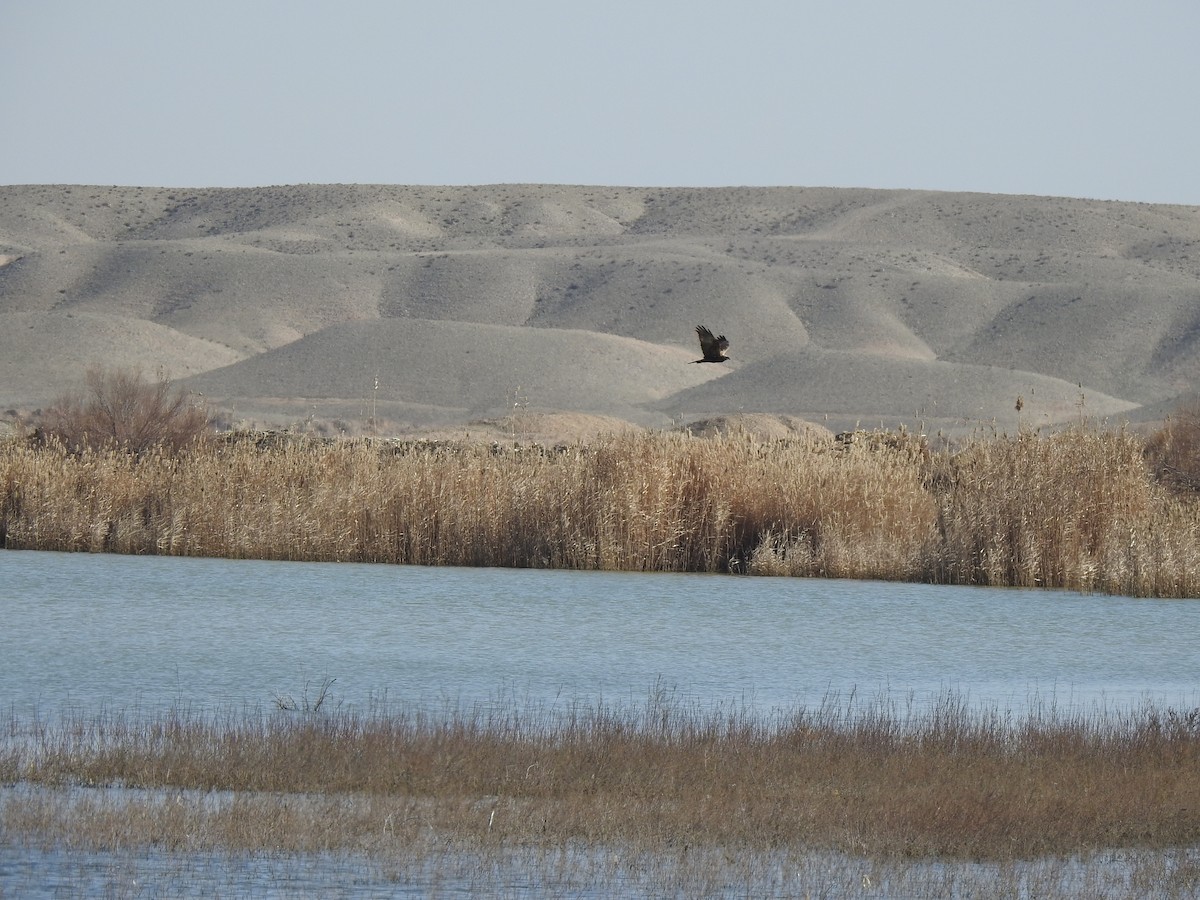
[2,805,1197,900]
[4,778,1199,899]
[0,841,404,900]
[3,548,1199,720]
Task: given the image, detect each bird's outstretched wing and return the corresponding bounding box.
[695,325,729,362]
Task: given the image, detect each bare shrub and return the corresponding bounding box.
[1144,401,1200,493]
[37,366,213,454]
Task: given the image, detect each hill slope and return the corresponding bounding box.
[1,183,1197,436]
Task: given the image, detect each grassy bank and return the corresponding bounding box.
[1,425,1198,596]
[3,695,1200,865]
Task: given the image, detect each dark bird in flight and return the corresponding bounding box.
[692,325,730,363]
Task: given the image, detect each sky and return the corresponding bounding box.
[3,1,1200,205]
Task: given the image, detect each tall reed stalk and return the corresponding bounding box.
[2,426,1198,596]
[930,427,1200,596]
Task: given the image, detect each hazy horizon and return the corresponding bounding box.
[3,2,1199,205]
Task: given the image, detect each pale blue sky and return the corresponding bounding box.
[3,0,1199,204]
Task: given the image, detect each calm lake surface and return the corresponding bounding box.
[4,548,1200,897]
[3,548,1198,720]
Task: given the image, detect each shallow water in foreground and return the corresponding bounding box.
[3,548,1200,896]
[3,821,1198,899]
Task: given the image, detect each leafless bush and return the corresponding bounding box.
[1145,401,1200,493]
[273,676,338,712]
[36,366,213,454]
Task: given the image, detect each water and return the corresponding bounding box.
[3,833,1195,900]
[3,548,1199,720]
[4,548,1200,897]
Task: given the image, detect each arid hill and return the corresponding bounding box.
[1,183,1197,438]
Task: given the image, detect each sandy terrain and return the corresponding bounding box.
[1,183,1197,439]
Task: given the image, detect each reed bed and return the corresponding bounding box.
[2,425,1199,596]
[3,694,1200,864]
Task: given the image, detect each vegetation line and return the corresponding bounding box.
[3,417,1200,596]
[3,364,1199,596]
[3,694,1200,862]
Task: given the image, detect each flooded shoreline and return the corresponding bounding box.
[4,787,1198,899]
[5,551,1199,895]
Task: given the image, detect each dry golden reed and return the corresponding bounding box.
[5,695,1200,861]
[2,425,1199,596]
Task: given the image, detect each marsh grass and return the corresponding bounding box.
[3,425,1198,596]
[929,427,1200,596]
[3,693,1199,867]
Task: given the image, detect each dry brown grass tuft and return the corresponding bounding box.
[5,695,1200,862]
